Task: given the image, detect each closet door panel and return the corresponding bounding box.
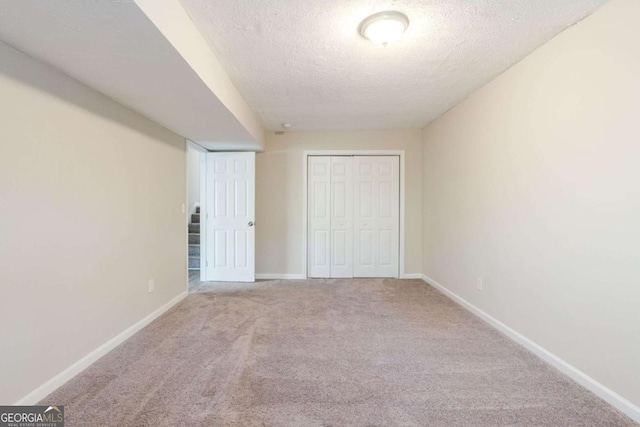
[353,156,399,278]
[308,157,331,278]
[353,157,378,277]
[376,156,400,277]
[330,157,353,278]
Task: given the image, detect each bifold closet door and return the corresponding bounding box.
[308,155,399,279]
[353,156,400,278]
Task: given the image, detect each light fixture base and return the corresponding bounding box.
[359,11,409,46]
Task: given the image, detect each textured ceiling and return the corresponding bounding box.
[179,0,608,131]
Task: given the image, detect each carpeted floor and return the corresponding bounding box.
[41,279,637,426]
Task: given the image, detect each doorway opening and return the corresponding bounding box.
[186,141,206,292]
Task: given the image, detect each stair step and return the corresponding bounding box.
[187,206,200,261]
[188,257,200,269]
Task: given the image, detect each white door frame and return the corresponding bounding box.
[302,150,406,279]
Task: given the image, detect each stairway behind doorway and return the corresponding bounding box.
[188,206,200,270]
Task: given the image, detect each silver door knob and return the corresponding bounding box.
[248,221,254,227]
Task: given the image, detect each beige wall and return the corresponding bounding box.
[257,130,422,276]
[0,42,187,403]
[421,0,640,408]
[187,145,201,213]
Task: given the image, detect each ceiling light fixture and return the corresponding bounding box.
[359,11,409,46]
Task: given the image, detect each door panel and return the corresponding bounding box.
[359,181,373,217]
[214,180,226,216]
[205,152,255,282]
[379,229,392,265]
[375,156,400,277]
[234,230,248,268]
[234,181,248,216]
[333,230,347,266]
[308,157,331,278]
[359,229,374,266]
[313,230,329,265]
[353,156,399,278]
[214,229,227,267]
[314,182,328,216]
[330,157,353,278]
[379,181,392,217]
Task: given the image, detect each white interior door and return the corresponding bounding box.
[330,157,353,278]
[353,156,399,278]
[205,152,255,282]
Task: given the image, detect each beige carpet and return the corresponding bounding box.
[41,279,636,426]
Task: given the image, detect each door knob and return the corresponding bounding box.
[248,221,254,227]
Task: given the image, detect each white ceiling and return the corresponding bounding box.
[179,0,608,131]
[0,0,261,150]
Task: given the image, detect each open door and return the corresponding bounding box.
[204,152,255,282]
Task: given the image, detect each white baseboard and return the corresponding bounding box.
[15,291,188,405]
[256,274,423,280]
[420,274,640,424]
[255,274,306,280]
[400,273,423,279]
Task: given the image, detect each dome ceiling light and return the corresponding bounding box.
[359,11,409,46]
